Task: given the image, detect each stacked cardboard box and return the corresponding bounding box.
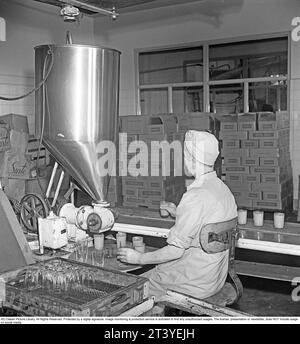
[119,112,221,210]
[0,114,30,201]
[220,111,293,211]
[120,114,186,210]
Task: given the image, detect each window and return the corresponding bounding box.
[137,36,288,115]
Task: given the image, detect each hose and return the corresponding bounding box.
[0,47,54,101]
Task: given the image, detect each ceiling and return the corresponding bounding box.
[32,0,206,15]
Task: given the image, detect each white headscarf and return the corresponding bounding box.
[184,130,219,176]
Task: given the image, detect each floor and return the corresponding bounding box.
[165,275,300,317]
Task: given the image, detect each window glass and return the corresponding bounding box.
[139,47,203,85]
[249,81,287,112]
[210,84,244,114]
[209,37,288,80]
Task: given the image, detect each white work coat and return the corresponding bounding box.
[145,171,237,300]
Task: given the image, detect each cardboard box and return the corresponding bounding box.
[251,166,280,174]
[225,181,252,192]
[220,115,238,131]
[222,166,249,174]
[259,138,288,149]
[249,148,281,158]
[261,173,286,184]
[186,113,216,132]
[262,191,285,202]
[235,197,253,208]
[252,199,285,210]
[242,156,259,166]
[122,176,148,188]
[249,129,289,140]
[222,139,240,149]
[2,178,26,201]
[241,140,259,149]
[243,174,260,183]
[173,113,189,133]
[238,113,257,131]
[120,115,148,134]
[224,173,243,184]
[246,191,262,200]
[0,151,30,179]
[258,111,290,131]
[122,186,139,197]
[0,114,29,153]
[219,131,248,140]
[252,180,293,193]
[221,148,249,157]
[148,115,177,135]
[259,157,280,167]
[138,187,174,200]
[223,156,241,166]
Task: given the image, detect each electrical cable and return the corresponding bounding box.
[36,47,54,210]
[0,48,54,101]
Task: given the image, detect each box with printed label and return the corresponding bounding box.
[252,180,292,193]
[220,115,238,131]
[262,191,286,202]
[238,113,257,131]
[252,199,285,210]
[223,156,241,166]
[235,197,253,208]
[243,174,260,183]
[222,166,249,174]
[221,148,249,158]
[249,129,289,140]
[120,115,148,134]
[258,111,290,131]
[225,182,252,192]
[224,174,243,184]
[242,156,259,166]
[241,140,259,149]
[259,157,281,167]
[261,174,286,184]
[222,139,240,149]
[0,151,30,180]
[122,177,148,188]
[148,115,177,135]
[0,114,29,153]
[259,138,289,149]
[246,191,262,200]
[251,166,280,174]
[249,148,281,158]
[185,113,216,132]
[219,131,248,140]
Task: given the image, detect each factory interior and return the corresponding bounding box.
[0,0,300,320]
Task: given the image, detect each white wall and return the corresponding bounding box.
[94,0,300,202]
[0,0,94,133]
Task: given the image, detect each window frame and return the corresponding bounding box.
[135,32,290,115]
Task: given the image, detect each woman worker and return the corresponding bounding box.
[117,130,237,301]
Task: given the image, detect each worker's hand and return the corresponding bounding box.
[160,201,177,218]
[117,248,142,265]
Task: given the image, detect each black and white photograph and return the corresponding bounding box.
[0,0,299,328]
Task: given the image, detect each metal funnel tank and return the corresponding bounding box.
[35,44,121,202]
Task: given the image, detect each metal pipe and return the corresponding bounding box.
[114,222,300,256]
[51,170,65,208]
[111,223,170,238]
[46,162,58,198]
[57,0,119,17]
